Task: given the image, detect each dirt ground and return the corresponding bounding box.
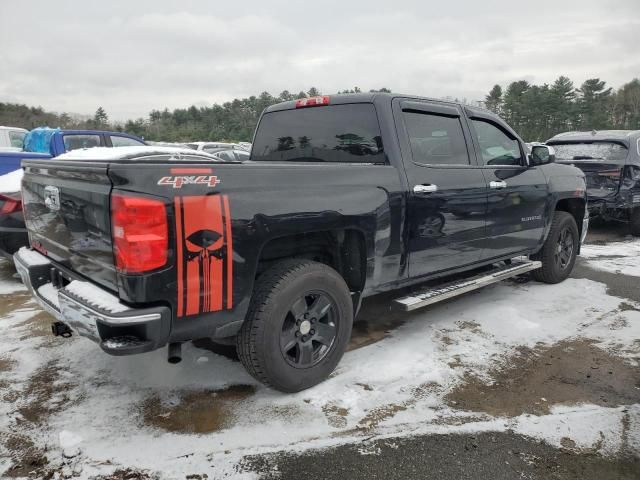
[0,222,638,479]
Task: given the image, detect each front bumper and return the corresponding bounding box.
[13,247,171,355]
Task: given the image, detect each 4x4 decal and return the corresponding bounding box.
[158,168,221,189]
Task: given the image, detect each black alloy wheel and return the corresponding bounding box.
[279,292,338,368]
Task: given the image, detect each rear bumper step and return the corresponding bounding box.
[394,259,542,312]
[14,247,171,355]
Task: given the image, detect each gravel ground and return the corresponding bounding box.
[0,222,638,479]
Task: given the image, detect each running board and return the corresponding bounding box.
[394,260,542,312]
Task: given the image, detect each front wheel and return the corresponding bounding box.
[531,211,579,284]
[236,259,353,392]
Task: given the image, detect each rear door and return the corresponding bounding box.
[394,99,488,278]
[465,113,548,259]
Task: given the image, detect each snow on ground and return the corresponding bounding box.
[582,238,640,277]
[0,239,639,478]
[0,168,23,193]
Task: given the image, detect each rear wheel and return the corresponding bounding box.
[630,208,640,237]
[531,211,579,284]
[236,259,353,392]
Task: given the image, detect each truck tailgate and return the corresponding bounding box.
[21,161,118,291]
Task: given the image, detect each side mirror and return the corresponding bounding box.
[529,145,555,166]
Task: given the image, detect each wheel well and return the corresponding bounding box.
[256,230,366,293]
[555,198,585,235]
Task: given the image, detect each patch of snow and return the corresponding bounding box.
[581,239,640,276]
[64,280,128,313]
[37,283,60,309]
[16,246,50,266]
[59,430,83,458]
[0,169,23,193]
[56,146,219,161]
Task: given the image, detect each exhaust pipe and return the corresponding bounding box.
[167,342,182,364]
[51,321,72,338]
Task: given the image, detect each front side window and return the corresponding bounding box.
[403,111,470,166]
[252,104,385,164]
[63,134,101,151]
[110,135,144,147]
[9,130,26,148]
[471,119,523,166]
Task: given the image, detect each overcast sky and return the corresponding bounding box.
[1,0,638,121]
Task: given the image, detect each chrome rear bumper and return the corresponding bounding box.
[13,247,170,355]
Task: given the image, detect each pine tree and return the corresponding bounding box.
[577,79,613,130]
[93,107,109,128]
[485,85,503,114]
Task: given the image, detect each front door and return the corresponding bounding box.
[394,100,488,278]
[466,116,549,260]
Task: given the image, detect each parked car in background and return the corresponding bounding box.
[0,127,146,175]
[0,169,25,259]
[185,141,242,154]
[208,148,250,162]
[547,130,640,235]
[0,126,28,152]
[146,141,191,149]
[0,128,147,257]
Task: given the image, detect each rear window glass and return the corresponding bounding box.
[110,135,144,147]
[251,104,385,164]
[64,134,101,151]
[552,142,628,161]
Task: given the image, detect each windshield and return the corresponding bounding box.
[251,103,385,164]
[552,142,628,161]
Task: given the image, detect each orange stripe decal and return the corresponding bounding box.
[175,197,184,317]
[175,194,232,317]
[223,195,233,309]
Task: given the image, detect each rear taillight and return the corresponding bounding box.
[295,96,330,108]
[0,194,22,215]
[111,194,168,274]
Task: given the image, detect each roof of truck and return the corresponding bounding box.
[263,92,490,115]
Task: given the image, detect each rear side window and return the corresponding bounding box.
[8,130,25,148]
[403,112,470,166]
[64,134,101,151]
[252,104,385,164]
[110,135,144,147]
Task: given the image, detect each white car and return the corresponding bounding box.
[185,141,241,154]
[0,126,28,152]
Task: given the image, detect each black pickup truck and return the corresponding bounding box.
[14,93,588,392]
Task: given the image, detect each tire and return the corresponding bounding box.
[630,208,640,237]
[236,259,353,393]
[531,211,579,284]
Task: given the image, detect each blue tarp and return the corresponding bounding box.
[24,127,59,154]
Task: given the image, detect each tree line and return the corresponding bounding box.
[1,79,638,143]
[485,77,640,141]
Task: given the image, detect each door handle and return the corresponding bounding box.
[489,180,507,189]
[413,184,438,194]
